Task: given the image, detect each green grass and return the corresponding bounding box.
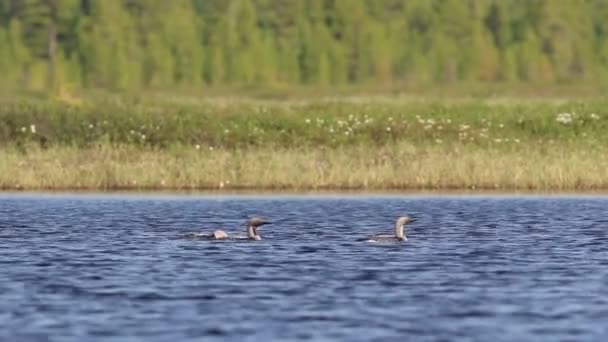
[1,91,607,190]
[2,92,608,149]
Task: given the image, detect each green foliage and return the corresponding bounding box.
[0,0,607,90]
[1,94,607,150]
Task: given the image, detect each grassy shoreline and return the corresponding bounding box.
[2,93,607,191]
[2,143,607,191]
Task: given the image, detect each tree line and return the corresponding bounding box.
[1,0,607,91]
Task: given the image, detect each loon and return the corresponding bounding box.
[179,217,271,241]
[361,216,416,242]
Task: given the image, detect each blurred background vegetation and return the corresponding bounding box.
[1,0,608,92]
[1,0,608,190]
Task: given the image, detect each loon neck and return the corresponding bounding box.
[247,225,260,240]
[394,222,405,239]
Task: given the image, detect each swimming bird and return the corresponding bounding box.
[241,216,271,240]
[361,216,416,242]
[179,216,271,241]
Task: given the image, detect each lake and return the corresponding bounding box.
[1,193,607,341]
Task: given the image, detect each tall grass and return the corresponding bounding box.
[1,143,607,191]
[1,93,607,191]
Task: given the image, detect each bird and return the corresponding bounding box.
[178,216,271,241]
[361,216,416,242]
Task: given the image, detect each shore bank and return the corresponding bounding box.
[2,94,606,191]
[2,144,607,191]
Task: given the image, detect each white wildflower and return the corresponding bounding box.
[590,113,600,120]
[556,113,573,124]
[30,124,36,134]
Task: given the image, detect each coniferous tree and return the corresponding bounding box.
[7,19,33,87]
[0,0,607,89]
[166,1,204,85]
[0,27,13,83]
[78,0,141,89]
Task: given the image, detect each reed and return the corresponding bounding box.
[2,143,607,191]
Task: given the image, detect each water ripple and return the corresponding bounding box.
[1,194,608,341]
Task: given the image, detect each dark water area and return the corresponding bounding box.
[1,193,608,341]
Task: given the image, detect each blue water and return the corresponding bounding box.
[1,193,608,341]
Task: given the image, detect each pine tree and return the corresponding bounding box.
[297,18,317,83]
[221,0,262,84]
[77,0,141,90]
[535,0,594,80]
[7,19,33,87]
[0,27,14,86]
[165,1,204,85]
[143,32,174,87]
[0,0,605,89]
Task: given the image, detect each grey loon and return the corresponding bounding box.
[362,216,415,242]
[180,216,271,241]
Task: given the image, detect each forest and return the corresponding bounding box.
[1,0,608,91]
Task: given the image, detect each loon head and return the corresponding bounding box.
[247,216,271,240]
[394,215,415,240]
[248,216,271,228]
[396,216,416,226]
